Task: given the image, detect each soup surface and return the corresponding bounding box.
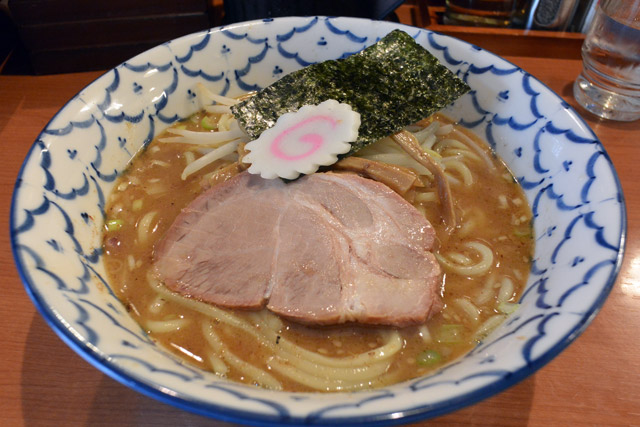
[103,105,533,392]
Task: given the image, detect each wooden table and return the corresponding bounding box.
[1,56,639,426]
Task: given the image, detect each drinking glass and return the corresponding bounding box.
[573,0,640,122]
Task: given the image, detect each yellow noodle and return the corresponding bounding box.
[273,351,391,382]
[435,123,453,135]
[202,323,282,390]
[450,129,496,170]
[160,126,246,146]
[251,313,403,368]
[358,133,442,168]
[442,148,483,164]
[263,337,394,380]
[447,252,473,265]
[150,276,258,334]
[474,276,498,306]
[136,211,157,245]
[217,113,234,131]
[359,136,404,154]
[475,314,506,340]
[267,358,389,392]
[435,138,468,151]
[414,191,437,203]
[196,82,239,106]
[442,159,474,186]
[436,241,494,277]
[421,134,437,149]
[208,353,229,375]
[204,105,232,114]
[249,313,393,380]
[497,277,515,304]
[145,318,190,333]
[181,139,240,180]
[404,124,423,132]
[453,298,481,325]
[441,153,464,162]
[260,311,284,331]
[150,275,400,378]
[411,122,439,146]
[148,294,167,314]
[183,151,196,165]
[445,174,462,187]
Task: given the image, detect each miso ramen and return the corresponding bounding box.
[103,102,533,392]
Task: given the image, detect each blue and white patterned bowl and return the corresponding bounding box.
[11,17,625,425]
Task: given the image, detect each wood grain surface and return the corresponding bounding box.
[1,56,638,426]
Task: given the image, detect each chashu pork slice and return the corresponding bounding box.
[154,171,442,327]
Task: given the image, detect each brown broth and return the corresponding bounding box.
[102,112,533,392]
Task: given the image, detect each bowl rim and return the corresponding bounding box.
[10,16,627,426]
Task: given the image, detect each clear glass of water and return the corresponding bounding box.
[573,0,640,122]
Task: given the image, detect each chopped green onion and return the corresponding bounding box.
[436,324,465,344]
[201,116,216,130]
[106,218,123,231]
[417,349,442,366]
[132,199,143,212]
[498,302,520,314]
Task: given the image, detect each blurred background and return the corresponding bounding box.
[0,0,597,75]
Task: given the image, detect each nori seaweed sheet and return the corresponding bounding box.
[231,30,470,156]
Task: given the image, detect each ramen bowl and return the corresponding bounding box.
[11,16,625,425]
